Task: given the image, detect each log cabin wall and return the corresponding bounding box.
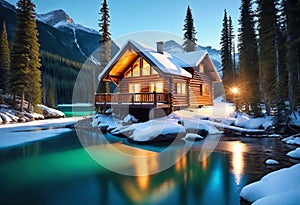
[189,70,213,106]
[171,77,189,107]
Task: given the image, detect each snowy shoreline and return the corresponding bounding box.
[0,117,82,148]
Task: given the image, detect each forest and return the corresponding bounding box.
[220,0,300,123]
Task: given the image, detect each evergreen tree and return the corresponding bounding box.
[275,0,289,123]
[286,0,300,113]
[257,0,278,115]
[0,21,10,95]
[238,0,261,116]
[228,16,235,74]
[183,6,197,52]
[10,0,41,111]
[98,0,111,93]
[220,10,235,102]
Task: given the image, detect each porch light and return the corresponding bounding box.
[231,87,238,94]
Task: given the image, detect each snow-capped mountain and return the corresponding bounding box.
[37,9,74,26]
[164,40,222,77]
[0,1,118,62]
[37,9,99,35]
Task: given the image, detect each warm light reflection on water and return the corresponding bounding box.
[231,141,246,184]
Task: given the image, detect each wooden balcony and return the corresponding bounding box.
[95,92,171,109]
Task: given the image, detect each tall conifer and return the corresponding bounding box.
[0,21,10,95]
[10,0,41,111]
[221,10,235,102]
[98,0,111,93]
[257,0,278,115]
[183,6,197,52]
[286,0,300,113]
[238,0,261,116]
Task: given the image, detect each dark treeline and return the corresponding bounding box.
[40,51,92,106]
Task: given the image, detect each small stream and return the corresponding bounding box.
[0,129,298,205]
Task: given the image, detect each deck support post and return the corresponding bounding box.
[153,91,157,106]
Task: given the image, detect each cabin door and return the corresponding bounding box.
[129,83,141,102]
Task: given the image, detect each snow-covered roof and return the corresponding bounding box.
[98,40,221,82]
[173,50,207,67]
[98,40,193,81]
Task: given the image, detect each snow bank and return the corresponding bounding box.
[240,163,300,204]
[235,114,273,129]
[287,148,300,159]
[181,118,221,135]
[265,159,279,165]
[282,134,300,146]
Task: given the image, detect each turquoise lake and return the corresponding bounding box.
[0,129,289,205]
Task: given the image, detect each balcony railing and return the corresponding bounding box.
[95,92,171,106]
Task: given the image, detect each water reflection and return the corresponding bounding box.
[230,141,246,185]
[0,130,264,205]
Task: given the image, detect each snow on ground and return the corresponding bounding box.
[90,98,275,142]
[289,111,300,127]
[282,134,300,146]
[265,159,279,165]
[287,148,300,159]
[0,117,81,148]
[234,113,273,129]
[240,163,300,205]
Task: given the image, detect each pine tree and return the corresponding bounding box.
[183,6,197,52]
[0,21,10,95]
[98,0,111,93]
[228,16,235,75]
[220,10,235,102]
[10,0,41,111]
[238,0,261,116]
[286,0,300,113]
[257,0,278,115]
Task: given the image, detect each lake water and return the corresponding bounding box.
[0,129,293,205]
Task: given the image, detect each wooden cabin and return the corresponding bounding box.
[95,40,221,118]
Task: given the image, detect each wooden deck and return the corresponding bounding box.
[95,92,172,109]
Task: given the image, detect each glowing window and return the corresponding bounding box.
[132,57,141,77]
[152,67,158,75]
[199,64,204,73]
[149,82,163,92]
[176,82,186,95]
[142,59,150,76]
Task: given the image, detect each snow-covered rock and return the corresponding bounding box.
[123,114,138,125]
[111,119,186,143]
[282,134,300,146]
[180,118,221,136]
[235,114,273,130]
[184,133,204,141]
[240,163,300,204]
[265,159,279,165]
[37,105,65,118]
[4,112,18,122]
[0,113,12,123]
[287,148,300,159]
[91,114,117,131]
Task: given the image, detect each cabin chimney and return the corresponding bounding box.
[156,41,164,54]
